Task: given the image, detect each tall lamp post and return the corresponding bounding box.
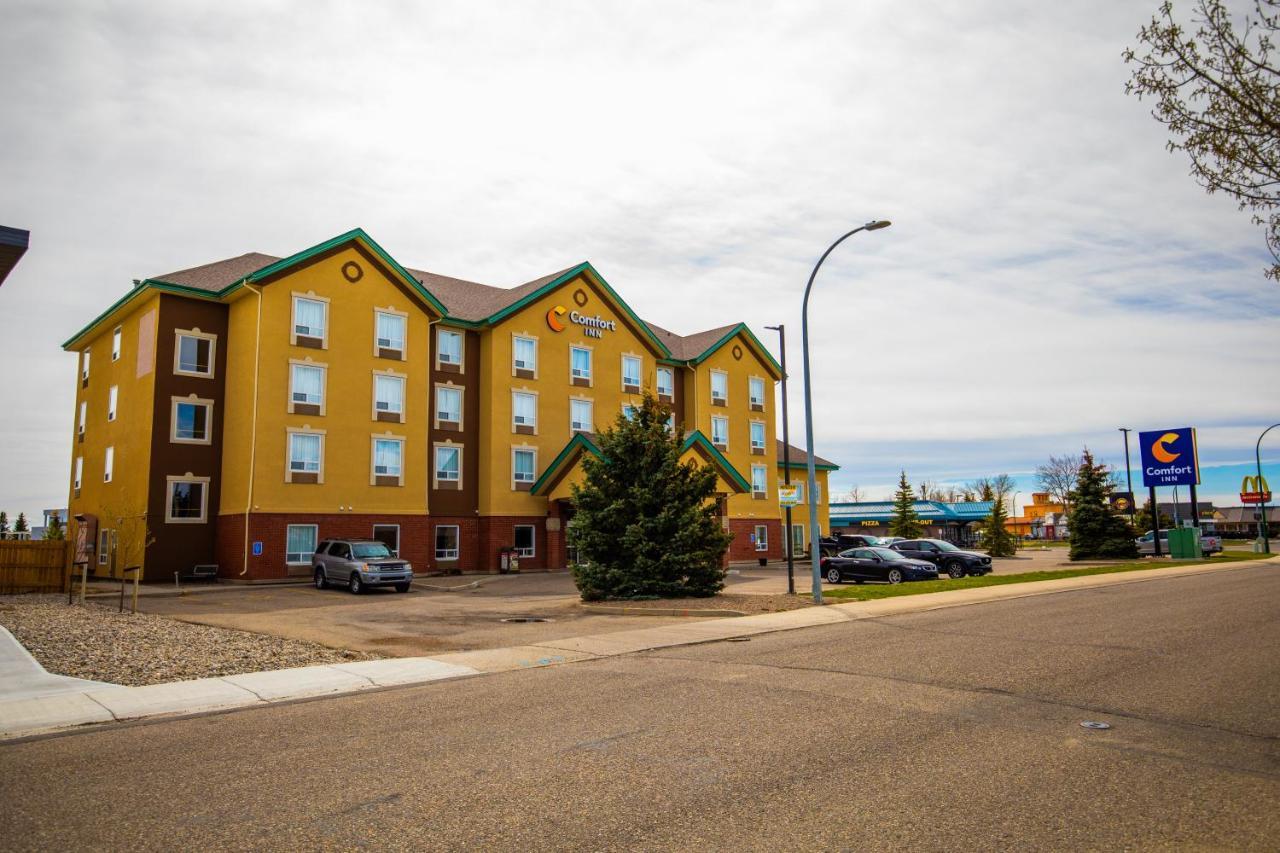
[1118,427,1137,526]
[802,220,892,603]
[764,324,795,594]
[1257,422,1279,553]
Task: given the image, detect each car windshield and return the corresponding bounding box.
[871,548,905,561]
[860,535,883,546]
[932,540,961,552]
[351,543,393,558]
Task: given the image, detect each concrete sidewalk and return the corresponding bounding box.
[2,557,1272,741]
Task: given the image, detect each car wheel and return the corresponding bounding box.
[314,568,327,590]
[945,560,965,579]
[349,573,363,595]
[887,568,904,585]
[825,567,842,584]
[395,583,410,593]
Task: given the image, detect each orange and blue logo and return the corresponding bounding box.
[1150,432,1182,464]
[1138,427,1199,487]
[546,305,567,332]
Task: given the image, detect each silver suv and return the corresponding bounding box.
[313,539,413,594]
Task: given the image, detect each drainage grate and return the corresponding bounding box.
[1080,721,1112,730]
[501,617,550,623]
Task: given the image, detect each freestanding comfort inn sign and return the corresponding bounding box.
[1138,427,1200,487]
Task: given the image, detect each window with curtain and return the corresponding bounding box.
[435,446,460,481]
[108,386,118,421]
[512,392,536,426]
[436,386,461,423]
[374,439,403,477]
[112,327,121,360]
[374,375,405,414]
[622,355,641,387]
[711,371,728,400]
[376,313,406,352]
[78,401,86,434]
[513,337,536,371]
[656,368,674,396]
[750,421,765,449]
[286,525,317,564]
[104,446,114,482]
[752,465,767,495]
[750,377,765,406]
[622,404,637,420]
[571,347,591,379]
[437,329,463,364]
[754,524,768,551]
[74,457,83,490]
[290,433,322,472]
[291,364,324,405]
[293,298,326,339]
[570,399,592,432]
[711,416,728,446]
[513,449,535,483]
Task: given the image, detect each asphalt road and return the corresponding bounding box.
[3,564,1277,851]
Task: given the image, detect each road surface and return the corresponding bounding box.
[3,563,1277,850]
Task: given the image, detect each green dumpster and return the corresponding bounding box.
[1167,527,1200,559]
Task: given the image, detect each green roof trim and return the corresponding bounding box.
[481,262,673,359]
[529,432,602,496]
[689,323,783,377]
[779,460,840,472]
[62,280,223,350]
[680,431,751,493]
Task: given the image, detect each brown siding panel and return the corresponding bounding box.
[429,330,479,515]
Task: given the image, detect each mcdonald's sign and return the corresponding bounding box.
[1240,474,1272,505]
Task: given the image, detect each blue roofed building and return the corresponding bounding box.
[829,500,996,546]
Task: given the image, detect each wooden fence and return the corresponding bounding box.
[0,540,69,594]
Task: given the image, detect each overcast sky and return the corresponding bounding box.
[1,0,1276,522]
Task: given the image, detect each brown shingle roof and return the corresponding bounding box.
[404,264,579,322]
[776,440,838,469]
[150,252,280,293]
[644,321,739,361]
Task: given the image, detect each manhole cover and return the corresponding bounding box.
[1080,721,1112,730]
[501,617,550,623]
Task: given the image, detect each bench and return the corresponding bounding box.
[174,564,219,588]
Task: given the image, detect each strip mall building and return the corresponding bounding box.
[63,229,835,581]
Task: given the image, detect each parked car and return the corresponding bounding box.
[313,539,413,594]
[889,538,993,578]
[877,536,906,548]
[1136,528,1222,557]
[820,547,939,584]
[819,534,883,556]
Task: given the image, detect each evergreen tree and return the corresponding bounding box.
[0,511,8,540]
[980,483,996,502]
[1069,449,1139,560]
[13,513,28,537]
[569,393,732,601]
[889,472,923,538]
[43,514,65,541]
[983,496,1017,557]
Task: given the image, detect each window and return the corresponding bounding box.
[112,327,122,361]
[435,525,460,560]
[570,399,593,433]
[792,524,805,550]
[104,446,114,483]
[373,374,405,421]
[754,524,768,552]
[375,311,406,357]
[710,370,728,403]
[435,445,461,485]
[513,448,536,487]
[751,464,767,497]
[372,438,403,483]
[750,421,766,451]
[656,367,674,398]
[570,346,592,383]
[98,529,111,565]
[78,401,86,436]
[107,386,118,421]
[622,355,641,390]
[711,416,728,447]
[290,363,325,413]
[436,385,462,427]
[372,524,400,556]
[622,404,638,420]
[512,392,536,432]
[513,336,537,375]
[81,350,90,385]
[74,456,83,491]
[666,413,676,433]
[514,525,535,558]
[288,432,323,482]
[286,524,318,565]
[437,329,463,367]
[175,332,215,376]
[166,477,209,523]
[815,482,822,503]
[172,399,212,443]
[749,377,766,409]
[293,296,327,346]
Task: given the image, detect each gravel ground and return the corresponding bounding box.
[0,595,380,686]
[597,593,814,613]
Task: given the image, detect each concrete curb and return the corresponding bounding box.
[578,605,746,618]
[2,557,1272,741]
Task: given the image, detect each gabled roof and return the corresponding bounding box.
[776,441,838,470]
[680,431,750,494]
[529,430,750,497]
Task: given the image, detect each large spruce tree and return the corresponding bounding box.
[983,496,1017,557]
[889,471,923,538]
[569,393,732,601]
[1069,449,1139,560]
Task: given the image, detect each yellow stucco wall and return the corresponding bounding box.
[778,467,830,546]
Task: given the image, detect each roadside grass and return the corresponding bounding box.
[820,550,1272,601]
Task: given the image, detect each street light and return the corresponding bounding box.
[1257,422,1279,553]
[801,220,891,603]
[1118,428,1137,526]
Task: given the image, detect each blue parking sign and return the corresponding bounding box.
[1138,427,1199,487]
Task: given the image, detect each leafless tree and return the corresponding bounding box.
[1037,454,1082,511]
[840,485,864,503]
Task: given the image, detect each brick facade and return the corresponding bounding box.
[727,517,782,562]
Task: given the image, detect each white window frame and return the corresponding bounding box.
[81,350,90,383]
[171,395,214,445]
[749,376,766,408]
[711,416,729,447]
[291,293,329,348]
[435,524,460,561]
[436,328,464,369]
[791,524,805,550]
[285,524,319,565]
[570,397,594,434]
[74,456,83,491]
[104,446,114,483]
[173,328,217,378]
[370,435,405,485]
[710,369,728,402]
[372,371,407,423]
[107,385,118,422]
[98,529,111,565]
[512,390,538,432]
[751,464,767,497]
[621,403,638,420]
[512,334,538,376]
[78,401,87,436]
[111,327,122,361]
[750,420,766,450]
[373,308,408,359]
[372,523,401,556]
[434,443,462,487]
[513,524,536,558]
[570,345,593,384]
[512,446,537,488]
[754,524,769,552]
[285,428,325,483]
[621,354,642,390]
[656,367,674,397]
[165,475,211,524]
[288,360,327,415]
[435,383,463,428]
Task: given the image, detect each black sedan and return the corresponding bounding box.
[820,547,939,585]
[889,539,993,578]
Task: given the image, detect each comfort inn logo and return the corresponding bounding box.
[1150,432,1182,464]
[546,305,567,332]
[545,304,618,338]
[1138,427,1199,488]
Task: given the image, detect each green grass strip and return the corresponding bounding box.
[818,551,1273,601]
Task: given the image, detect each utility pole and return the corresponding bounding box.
[1119,428,1137,527]
[765,324,794,594]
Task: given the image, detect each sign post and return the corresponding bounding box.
[1139,427,1201,559]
